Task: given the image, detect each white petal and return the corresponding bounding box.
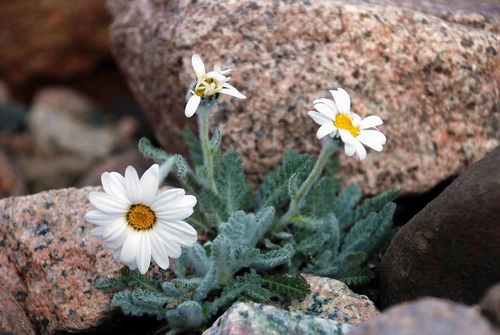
[354,140,367,161]
[338,129,357,145]
[220,68,232,75]
[120,232,141,264]
[102,219,130,250]
[185,95,201,117]
[179,195,197,207]
[360,115,384,129]
[150,188,186,211]
[113,247,122,261]
[161,220,198,244]
[88,192,129,213]
[192,54,205,79]
[312,98,338,114]
[85,210,120,226]
[316,124,336,139]
[314,102,337,120]
[124,166,142,204]
[308,111,333,126]
[136,233,152,274]
[220,84,246,99]
[153,227,183,258]
[330,88,351,113]
[90,226,107,238]
[206,71,228,83]
[157,208,194,221]
[140,164,160,206]
[358,130,387,148]
[351,113,362,127]
[150,231,171,269]
[106,172,130,204]
[344,142,356,157]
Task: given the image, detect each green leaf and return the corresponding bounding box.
[186,242,212,276]
[340,268,374,286]
[341,202,396,255]
[333,184,362,224]
[261,275,311,300]
[166,301,204,329]
[257,151,314,210]
[174,154,202,194]
[214,150,253,213]
[138,137,170,162]
[303,177,342,219]
[199,187,229,225]
[112,290,165,318]
[209,127,222,153]
[205,270,270,317]
[185,209,212,233]
[183,126,204,167]
[342,188,401,230]
[94,267,134,291]
[132,288,170,305]
[288,173,299,202]
[218,207,275,247]
[251,244,295,271]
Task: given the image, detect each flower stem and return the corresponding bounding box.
[278,145,336,228]
[198,110,218,193]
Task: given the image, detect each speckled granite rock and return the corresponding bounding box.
[203,301,352,335]
[287,274,378,325]
[379,146,500,308]
[107,0,500,195]
[348,298,496,335]
[0,187,121,334]
[0,284,36,335]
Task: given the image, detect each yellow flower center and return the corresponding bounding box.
[126,204,156,230]
[334,114,359,137]
[195,78,219,97]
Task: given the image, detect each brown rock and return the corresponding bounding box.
[0,150,26,198]
[288,274,378,325]
[0,284,36,335]
[379,146,500,308]
[480,283,500,328]
[0,0,111,99]
[107,0,500,195]
[0,187,121,334]
[349,298,496,335]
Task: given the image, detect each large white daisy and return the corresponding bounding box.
[308,88,387,161]
[185,54,246,118]
[85,164,198,274]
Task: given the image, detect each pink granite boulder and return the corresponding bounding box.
[106,0,500,195]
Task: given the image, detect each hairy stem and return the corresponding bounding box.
[198,111,218,193]
[278,145,336,229]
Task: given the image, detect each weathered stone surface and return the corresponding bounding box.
[480,283,500,328]
[0,187,120,334]
[203,301,352,335]
[0,284,36,335]
[24,88,140,193]
[348,298,496,335]
[0,0,111,97]
[287,274,378,325]
[0,150,26,198]
[379,146,500,308]
[107,0,500,195]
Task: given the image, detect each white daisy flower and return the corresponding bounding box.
[85,164,198,274]
[185,54,246,118]
[308,88,387,161]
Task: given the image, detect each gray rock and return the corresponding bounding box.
[480,283,500,329]
[379,146,500,307]
[348,298,496,335]
[203,301,352,335]
[106,0,500,195]
[287,274,378,325]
